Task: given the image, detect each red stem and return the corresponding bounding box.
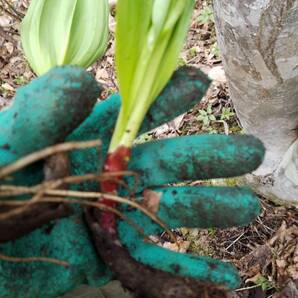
[99,146,131,233]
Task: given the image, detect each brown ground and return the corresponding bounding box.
[0,1,297,297]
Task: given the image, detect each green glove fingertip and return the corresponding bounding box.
[0,66,100,166]
[118,221,240,289]
[121,186,260,236]
[127,135,265,191]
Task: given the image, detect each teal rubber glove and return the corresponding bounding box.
[0,67,112,298]
[0,66,265,298]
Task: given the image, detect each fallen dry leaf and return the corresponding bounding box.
[208,65,226,82]
[240,245,272,278]
[141,189,162,214]
[273,280,298,298]
[5,42,14,54]
[96,68,109,82]
[0,15,11,27]
[163,239,190,253]
[1,82,14,91]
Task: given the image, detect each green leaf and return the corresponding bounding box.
[110,0,195,151]
[197,6,214,25]
[203,118,209,126]
[115,0,152,109]
[21,0,109,76]
[207,104,212,114]
[151,1,194,98]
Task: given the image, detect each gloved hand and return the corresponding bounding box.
[0,66,265,298]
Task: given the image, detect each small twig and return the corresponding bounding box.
[215,120,229,135]
[0,252,69,267]
[0,0,24,21]
[0,140,101,179]
[271,258,277,280]
[225,232,245,251]
[235,284,261,292]
[0,2,18,20]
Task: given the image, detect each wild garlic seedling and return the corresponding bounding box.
[21,0,109,76]
[197,6,214,25]
[99,0,195,231]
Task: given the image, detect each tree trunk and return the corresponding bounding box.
[213,0,298,205]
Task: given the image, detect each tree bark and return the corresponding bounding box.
[213,0,298,205]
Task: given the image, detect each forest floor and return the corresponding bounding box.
[0,1,297,298]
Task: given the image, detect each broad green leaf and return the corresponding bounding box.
[115,0,152,106]
[111,0,195,151]
[21,0,109,76]
[151,1,194,99]
[151,0,171,40]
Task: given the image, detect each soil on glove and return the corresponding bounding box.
[0,1,297,297]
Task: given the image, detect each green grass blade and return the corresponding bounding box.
[152,0,195,98]
[115,0,153,106]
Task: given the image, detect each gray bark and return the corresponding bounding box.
[213,0,298,205]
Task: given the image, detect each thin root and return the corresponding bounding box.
[0,140,101,179]
[0,190,45,221]
[0,197,156,244]
[0,190,175,245]
[0,253,69,267]
[0,140,175,246]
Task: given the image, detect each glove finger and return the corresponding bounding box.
[117,186,258,289]
[0,66,100,165]
[67,67,210,180]
[121,186,260,236]
[141,66,210,135]
[126,134,265,191]
[118,220,240,289]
